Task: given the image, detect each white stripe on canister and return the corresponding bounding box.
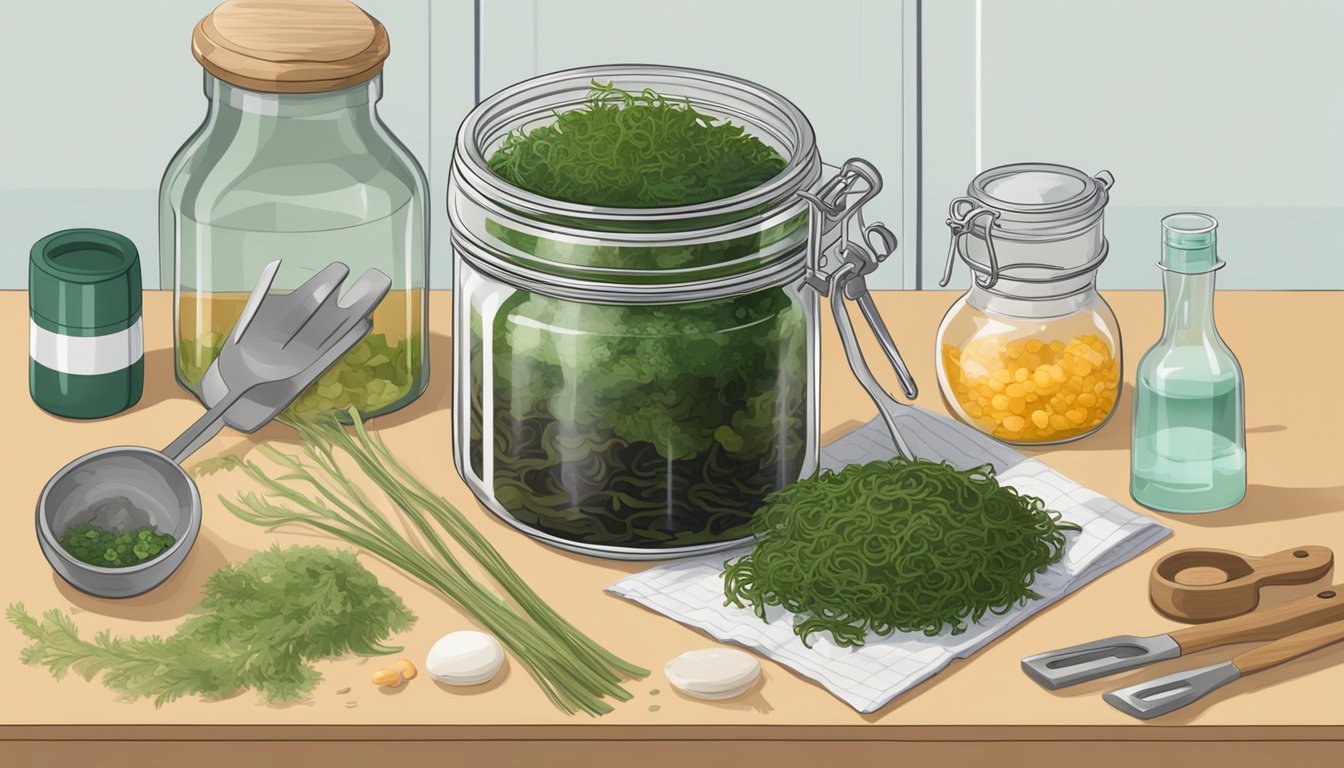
[30,317,144,376]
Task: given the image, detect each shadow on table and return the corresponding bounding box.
[1172,482,1344,527]
[432,659,512,697]
[668,674,773,714]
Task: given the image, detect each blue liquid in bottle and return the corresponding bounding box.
[1131,214,1246,513]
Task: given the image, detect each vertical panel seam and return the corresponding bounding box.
[474,0,483,104]
[914,0,924,290]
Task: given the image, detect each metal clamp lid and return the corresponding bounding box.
[940,169,1114,291]
[802,158,918,459]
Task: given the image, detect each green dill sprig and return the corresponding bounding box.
[7,546,414,706]
[212,409,647,716]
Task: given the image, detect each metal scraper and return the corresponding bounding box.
[1021,586,1344,689]
[1104,616,1344,719]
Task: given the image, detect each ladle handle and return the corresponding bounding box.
[1232,617,1344,676]
[1247,546,1335,586]
[1172,586,1344,653]
[163,390,241,464]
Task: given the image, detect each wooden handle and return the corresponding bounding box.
[1246,545,1334,586]
[1233,618,1344,676]
[1172,586,1344,653]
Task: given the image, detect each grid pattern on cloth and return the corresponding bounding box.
[607,407,1171,713]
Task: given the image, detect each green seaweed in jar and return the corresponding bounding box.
[471,286,810,548]
[488,82,786,208]
[451,69,825,554]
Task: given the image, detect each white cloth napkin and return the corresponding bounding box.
[607,406,1172,714]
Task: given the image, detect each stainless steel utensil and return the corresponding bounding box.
[1021,587,1344,689]
[37,261,390,598]
[1104,615,1344,719]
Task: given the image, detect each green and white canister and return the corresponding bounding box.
[29,229,144,419]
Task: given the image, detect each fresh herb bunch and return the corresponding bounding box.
[722,458,1081,647]
[211,410,648,716]
[57,523,175,568]
[488,81,787,208]
[7,546,414,706]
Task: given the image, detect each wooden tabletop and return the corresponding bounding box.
[2,290,1341,766]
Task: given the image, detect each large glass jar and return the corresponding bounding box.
[449,65,912,560]
[936,164,1122,444]
[160,0,428,420]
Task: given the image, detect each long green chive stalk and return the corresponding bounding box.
[207,409,647,715]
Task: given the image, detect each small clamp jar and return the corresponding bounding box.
[936,163,1121,444]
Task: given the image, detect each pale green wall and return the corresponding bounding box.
[476,0,916,288]
[923,0,1344,290]
[3,0,1338,291]
[0,0,442,290]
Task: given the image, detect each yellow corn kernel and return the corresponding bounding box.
[372,668,402,687]
[395,659,418,681]
[942,334,1118,443]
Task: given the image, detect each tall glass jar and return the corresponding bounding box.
[160,0,428,420]
[936,164,1122,444]
[449,65,913,560]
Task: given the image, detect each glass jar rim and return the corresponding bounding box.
[451,64,821,228]
[966,163,1112,232]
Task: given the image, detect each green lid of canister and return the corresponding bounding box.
[29,228,142,331]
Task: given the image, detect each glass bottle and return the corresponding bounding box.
[1131,213,1246,513]
[160,0,429,421]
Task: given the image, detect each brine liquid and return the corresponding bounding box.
[174,208,425,419]
[1131,367,1245,513]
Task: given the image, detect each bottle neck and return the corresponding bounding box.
[1160,269,1219,342]
[205,74,380,129]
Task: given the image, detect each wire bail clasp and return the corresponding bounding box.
[802,158,918,458]
[942,196,1002,289]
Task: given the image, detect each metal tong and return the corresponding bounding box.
[802,159,919,458]
[1021,586,1344,718]
[166,260,391,462]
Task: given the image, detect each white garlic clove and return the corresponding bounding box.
[425,631,505,686]
[665,648,761,700]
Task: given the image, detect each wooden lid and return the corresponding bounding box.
[192,0,389,94]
